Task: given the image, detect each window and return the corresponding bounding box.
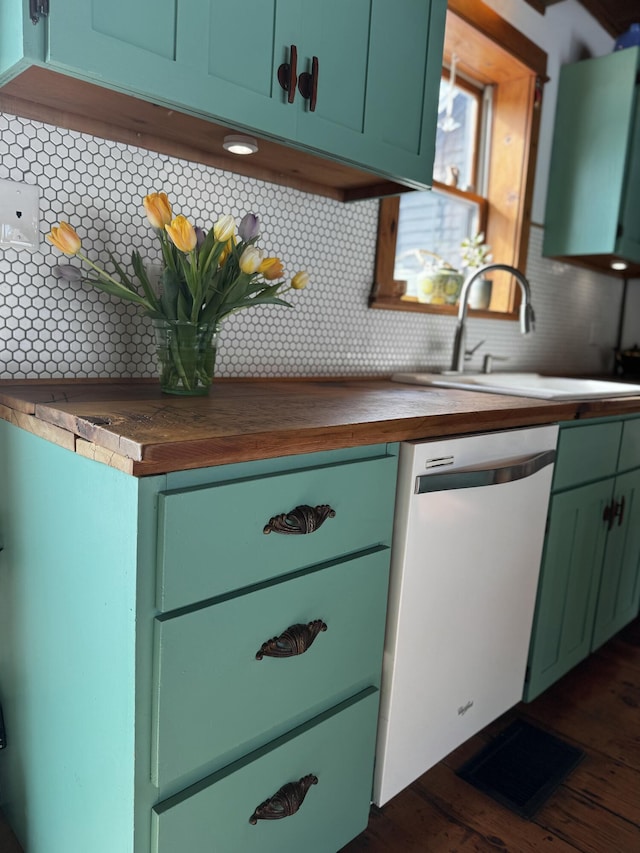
[370,0,548,320]
[397,69,488,299]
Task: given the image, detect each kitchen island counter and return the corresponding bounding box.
[0,377,639,475]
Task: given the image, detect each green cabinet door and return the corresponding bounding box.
[179,0,297,141]
[525,478,612,701]
[278,0,371,156]
[291,0,446,187]
[543,46,640,264]
[592,467,640,649]
[45,0,183,102]
[618,72,640,262]
[361,0,446,185]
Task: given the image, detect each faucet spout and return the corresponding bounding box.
[450,263,535,373]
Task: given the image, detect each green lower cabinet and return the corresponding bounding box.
[152,549,390,790]
[0,419,397,853]
[592,467,640,649]
[526,416,640,701]
[152,689,379,853]
[525,479,612,701]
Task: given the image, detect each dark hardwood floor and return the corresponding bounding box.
[342,616,640,853]
[1,618,639,852]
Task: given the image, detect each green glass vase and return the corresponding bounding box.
[153,319,220,396]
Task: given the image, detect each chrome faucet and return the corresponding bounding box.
[450,263,535,373]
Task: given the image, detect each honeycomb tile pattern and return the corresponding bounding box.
[0,111,625,381]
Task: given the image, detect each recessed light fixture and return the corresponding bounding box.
[223,134,259,155]
[611,260,628,271]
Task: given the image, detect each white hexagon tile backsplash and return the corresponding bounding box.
[0,111,624,380]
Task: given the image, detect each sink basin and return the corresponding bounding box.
[391,372,640,400]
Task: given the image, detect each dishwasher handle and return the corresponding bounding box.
[415,449,556,494]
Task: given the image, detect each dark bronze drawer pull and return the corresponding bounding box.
[255,620,327,660]
[277,44,298,104]
[249,774,318,824]
[263,503,335,535]
[298,55,319,111]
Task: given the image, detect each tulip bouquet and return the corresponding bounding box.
[47,192,308,394]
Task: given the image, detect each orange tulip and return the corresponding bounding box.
[165,215,197,253]
[143,192,172,229]
[259,257,284,280]
[47,222,81,255]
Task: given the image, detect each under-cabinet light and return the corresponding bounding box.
[611,261,628,271]
[223,135,259,155]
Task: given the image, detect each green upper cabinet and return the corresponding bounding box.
[543,47,640,271]
[287,0,446,184]
[0,0,446,192]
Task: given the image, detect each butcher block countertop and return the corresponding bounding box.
[1,377,639,476]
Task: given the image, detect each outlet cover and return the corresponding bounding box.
[0,179,40,249]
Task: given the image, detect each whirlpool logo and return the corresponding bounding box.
[458,700,474,716]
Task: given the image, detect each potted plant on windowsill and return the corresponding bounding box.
[396,249,465,305]
[460,232,493,309]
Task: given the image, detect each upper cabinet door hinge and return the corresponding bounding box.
[30,0,49,25]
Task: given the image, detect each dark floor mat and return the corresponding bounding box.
[456,718,584,819]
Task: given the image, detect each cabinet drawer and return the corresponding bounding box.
[618,417,640,471]
[553,421,622,490]
[156,454,397,610]
[152,688,379,853]
[152,548,389,789]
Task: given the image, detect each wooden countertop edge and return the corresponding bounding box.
[1,378,640,476]
[129,405,577,475]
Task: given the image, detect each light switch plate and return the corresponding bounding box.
[0,179,40,249]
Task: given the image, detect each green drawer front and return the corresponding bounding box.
[152,548,389,789]
[157,454,397,610]
[618,417,640,472]
[152,688,379,853]
[553,421,622,491]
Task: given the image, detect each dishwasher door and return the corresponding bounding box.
[373,424,558,806]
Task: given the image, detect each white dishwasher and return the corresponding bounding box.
[373,424,558,806]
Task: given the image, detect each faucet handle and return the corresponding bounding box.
[464,339,485,361]
[482,353,509,374]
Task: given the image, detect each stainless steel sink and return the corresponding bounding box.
[391,372,640,400]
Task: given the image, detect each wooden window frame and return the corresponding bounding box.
[370,0,548,322]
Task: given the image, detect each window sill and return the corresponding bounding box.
[368,295,518,323]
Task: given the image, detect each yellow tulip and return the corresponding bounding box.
[214,214,236,243]
[165,215,197,253]
[259,257,284,280]
[219,237,236,267]
[291,270,309,290]
[143,192,172,229]
[239,246,262,274]
[47,222,82,255]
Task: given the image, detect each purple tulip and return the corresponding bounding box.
[239,213,260,242]
[194,226,207,248]
[54,264,83,282]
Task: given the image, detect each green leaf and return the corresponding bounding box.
[82,276,152,308]
[131,250,161,313]
[160,267,181,320]
[107,252,136,292]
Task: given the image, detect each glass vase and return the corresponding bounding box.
[153,319,220,396]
